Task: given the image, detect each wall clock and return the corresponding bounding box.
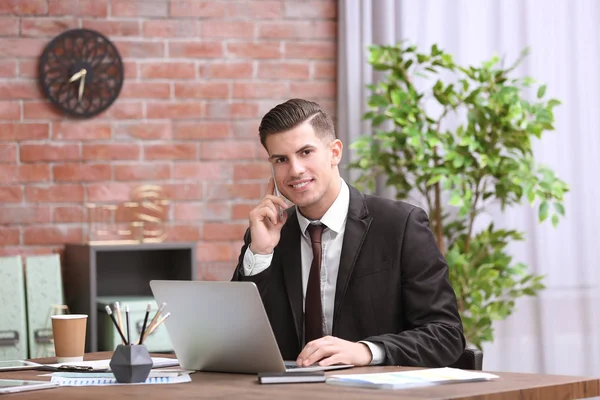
[39,29,124,118]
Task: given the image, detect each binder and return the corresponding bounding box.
[25,254,65,359]
[0,256,28,360]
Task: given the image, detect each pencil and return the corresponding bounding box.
[141,302,166,343]
[125,305,130,345]
[105,305,127,345]
[138,302,152,345]
[145,312,171,337]
[114,302,125,345]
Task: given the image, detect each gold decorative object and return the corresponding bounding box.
[85,185,170,245]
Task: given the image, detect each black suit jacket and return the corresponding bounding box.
[231,185,465,367]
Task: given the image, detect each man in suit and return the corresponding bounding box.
[231,99,465,367]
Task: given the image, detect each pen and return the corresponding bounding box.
[138,302,152,345]
[144,312,171,337]
[114,302,125,345]
[142,302,166,344]
[105,305,128,345]
[125,305,130,345]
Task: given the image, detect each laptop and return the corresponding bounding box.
[149,280,354,374]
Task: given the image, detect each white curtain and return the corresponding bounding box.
[338,0,600,376]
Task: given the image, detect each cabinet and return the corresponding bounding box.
[63,242,196,352]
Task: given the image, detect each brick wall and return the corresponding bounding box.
[0,0,337,279]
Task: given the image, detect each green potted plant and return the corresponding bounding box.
[349,42,569,349]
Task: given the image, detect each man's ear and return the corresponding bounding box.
[330,139,343,166]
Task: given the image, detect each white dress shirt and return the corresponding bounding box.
[243,179,385,365]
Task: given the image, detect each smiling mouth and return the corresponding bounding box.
[289,179,313,189]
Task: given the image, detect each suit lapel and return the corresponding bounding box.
[333,186,372,331]
[280,209,303,348]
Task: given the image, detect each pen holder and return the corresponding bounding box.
[109,344,152,383]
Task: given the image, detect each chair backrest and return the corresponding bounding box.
[449,348,483,370]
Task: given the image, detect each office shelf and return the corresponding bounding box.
[63,242,196,352]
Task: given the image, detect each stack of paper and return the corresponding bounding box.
[46,357,179,371]
[326,367,499,390]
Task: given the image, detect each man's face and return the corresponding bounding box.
[266,121,343,218]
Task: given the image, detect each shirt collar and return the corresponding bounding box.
[297,178,349,238]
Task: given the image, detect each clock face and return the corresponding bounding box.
[39,29,124,118]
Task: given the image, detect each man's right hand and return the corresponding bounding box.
[248,177,288,255]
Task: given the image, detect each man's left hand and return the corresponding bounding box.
[296,336,373,367]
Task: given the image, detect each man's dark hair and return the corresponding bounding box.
[258,99,336,148]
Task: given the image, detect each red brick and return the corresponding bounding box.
[0,38,46,58]
[0,60,16,78]
[0,81,40,100]
[174,202,230,221]
[116,123,172,140]
[200,141,256,161]
[203,62,253,79]
[0,123,49,140]
[141,63,195,79]
[106,102,144,119]
[227,1,283,19]
[121,82,170,99]
[53,122,112,140]
[255,142,269,159]
[286,42,336,59]
[0,17,19,36]
[203,222,248,241]
[0,165,49,183]
[289,81,336,98]
[114,41,165,58]
[17,59,37,78]
[162,183,203,200]
[87,183,132,202]
[196,242,231,262]
[173,122,230,140]
[0,228,19,246]
[232,120,260,138]
[201,261,237,280]
[115,164,171,181]
[284,1,336,18]
[83,144,141,161]
[111,0,168,17]
[313,61,335,79]
[201,21,254,38]
[314,21,337,38]
[206,102,260,119]
[146,103,204,119]
[20,143,80,162]
[0,186,22,202]
[143,20,197,38]
[23,226,83,245]
[172,162,232,180]
[0,206,51,225]
[0,0,47,15]
[0,102,20,120]
[206,183,261,200]
[20,18,79,37]
[232,82,287,99]
[227,42,281,59]
[48,0,108,17]
[166,224,201,242]
[257,62,310,79]
[53,163,111,182]
[82,20,140,36]
[144,144,197,160]
[233,163,271,180]
[170,1,227,18]
[0,144,17,163]
[258,22,312,39]
[53,206,84,223]
[169,42,223,58]
[232,203,254,220]
[26,184,84,202]
[22,101,64,120]
[174,82,228,99]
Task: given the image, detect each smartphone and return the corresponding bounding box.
[271,165,284,220]
[0,360,42,372]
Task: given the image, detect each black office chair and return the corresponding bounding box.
[449,348,483,370]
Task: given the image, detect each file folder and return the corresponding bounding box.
[25,254,65,359]
[0,256,28,360]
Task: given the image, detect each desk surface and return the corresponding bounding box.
[3,352,599,400]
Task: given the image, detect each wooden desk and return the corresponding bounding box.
[2,352,599,400]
